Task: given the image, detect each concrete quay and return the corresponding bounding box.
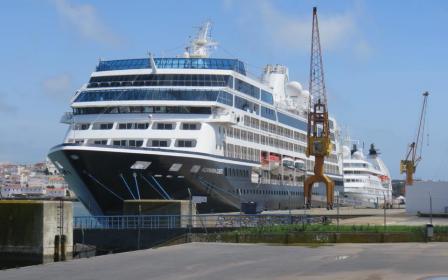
[0,200,73,267]
[2,242,448,280]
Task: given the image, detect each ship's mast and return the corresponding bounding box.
[304,7,335,210]
[184,21,218,58]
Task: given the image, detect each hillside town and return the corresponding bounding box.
[0,159,72,199]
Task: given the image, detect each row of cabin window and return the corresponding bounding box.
[87,75,274,106]
[73,92,310,135]
[88,74,234,88]
[75,139,197,148]
[343,170,381,176]
[234,101,334,142]
[345,178,383,187]
[74,92,297,134]
[326,154,339,164]
[343,163,368,168]
[75,81,332,135]
[75,89,233,107]
[224,143,260,162]
[224,168,249,177]
[344,170,363,174]
[344,178,368,183]
[112,140,144,147]
[241,115,307,142]
[73,122,200,131]
[233,188,308,196]
[226,127,307,154]
[323,163,340,175]
[96,58,246,75]
[228,123,338,163]
[303,158,338,174]
[73,106,212,115]
[243,112,335,142]
[75,90,284,128]
[223,142,339,174]
[242,115,306,142]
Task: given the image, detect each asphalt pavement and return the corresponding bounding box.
[2,242,448,280]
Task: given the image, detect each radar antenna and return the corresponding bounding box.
[184,21,218,58]
[304,7,335,210]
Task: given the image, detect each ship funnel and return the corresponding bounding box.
[262,64,289,104]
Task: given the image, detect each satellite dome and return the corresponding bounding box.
[301,90,310,99]
[352,151,364,160]
[286,81,303,97]
[342,146,351,158]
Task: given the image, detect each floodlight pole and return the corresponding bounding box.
[429,192,433,225]
[187,187,192,237]
[238,188,242,227]
[336,191,340,230]
[383,192,387,230]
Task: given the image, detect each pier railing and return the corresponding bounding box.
[73,214,327,230]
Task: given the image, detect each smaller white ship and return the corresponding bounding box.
[342,143,392,207]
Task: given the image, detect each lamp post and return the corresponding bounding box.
[336,191,340,230]
[302,165,307,229]
[287,189,292,224]
[426,191,434,241]
[137,204,141,250]
[429,192,433,225]
[383,192,386,230]
[238,188,242,227]
[187,187,192,237]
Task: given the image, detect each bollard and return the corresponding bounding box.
[61,235,67,261]
[426,223,434,242]
[54,235,60,262]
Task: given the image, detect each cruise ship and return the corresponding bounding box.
[342,143,392,207]
[48,22,344,215]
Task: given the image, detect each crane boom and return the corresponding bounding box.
[303,7,335,210]
[400,91,429,185]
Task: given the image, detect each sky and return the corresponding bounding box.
[0,0,447,180]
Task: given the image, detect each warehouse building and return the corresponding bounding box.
[406,181,448,215]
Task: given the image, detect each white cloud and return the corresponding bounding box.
[0,96,17,114]
[222,0,236,11]
[53,0,120,45]
[354,39,374,60]
[42,74,73,99]
[256,1,370,54]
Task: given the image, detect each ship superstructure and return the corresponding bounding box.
[342,143,392,207]
[48,22,344,215]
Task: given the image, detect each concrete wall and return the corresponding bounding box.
[123,200,196,215]
[123,200,196,228]
[0,200,73,267]
[42,200,73,262]
[191,231,439,244]
[74,228,186,253]
[406,181,448,215]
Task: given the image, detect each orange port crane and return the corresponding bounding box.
[400,92,429,185]
[304,7,335,210]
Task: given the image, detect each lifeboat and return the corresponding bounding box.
[260,152,280,171]
[282,157,295,170]
[294,159,306,171]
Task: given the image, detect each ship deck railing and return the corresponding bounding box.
[258,178,304,187]
[73,214,327,230]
